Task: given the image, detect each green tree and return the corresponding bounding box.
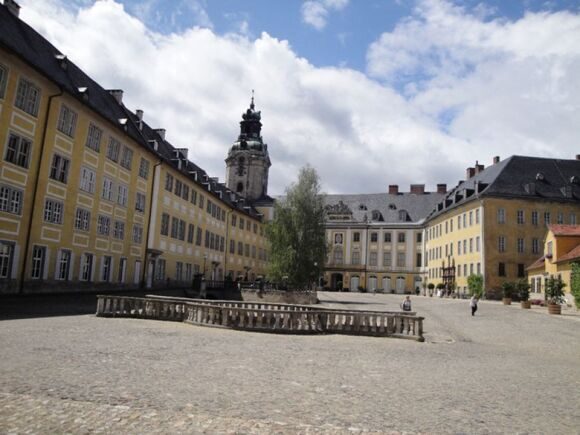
[266,166,327,288]
[467,274,484,298]
[571,262,580,309]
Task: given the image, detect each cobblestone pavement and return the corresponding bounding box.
[0,292,579,434]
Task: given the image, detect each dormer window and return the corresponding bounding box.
[398,210,409,222]
[388,203,397,210]
[371,210,384,221]
[536,172,545,181]
[358,204,367,211]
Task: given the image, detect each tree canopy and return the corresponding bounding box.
[266,166,327,288]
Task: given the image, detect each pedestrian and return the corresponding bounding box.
[470,295,479,316]
[401,295,412,312]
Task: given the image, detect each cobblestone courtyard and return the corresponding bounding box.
[1,292,579,434]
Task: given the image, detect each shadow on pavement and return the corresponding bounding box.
[0,289,189,321]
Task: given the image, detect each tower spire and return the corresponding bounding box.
[250,89,255,110]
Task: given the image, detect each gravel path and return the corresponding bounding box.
[0,292,578,434]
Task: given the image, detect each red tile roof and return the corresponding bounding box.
[526,256,546,270]
[548,224,580,236]
[556,244,580,263]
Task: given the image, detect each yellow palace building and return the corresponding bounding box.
[0,1,269,293]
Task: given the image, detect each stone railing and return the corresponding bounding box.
[96,295,425,341]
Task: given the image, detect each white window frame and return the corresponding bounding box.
[0,184,23,215]
[102,178,114,201]
[56,104,78,137]
[79,166,96,194]
[97,215,111,236]
[80,253,94,282]
[4,132,32,168]
[113,220,125,240]
[106,137,121,162]
[120,146,133,170]
[43,198,63,224]
[49,154,70,184]
[117,184,128,207]
[15,77,40,116]
[74,208,91,232]
[138,158,150,179]
[85,123,102,152]
[0,241,15,279]
[55,249,72,281]
[31,245,46,280]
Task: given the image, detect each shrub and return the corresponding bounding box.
[516,279,531,302]
[545,276,566,304]
[467,274,484,298]
[501,281,515,298]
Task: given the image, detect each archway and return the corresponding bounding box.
[330,273,343,291]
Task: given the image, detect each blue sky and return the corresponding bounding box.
[20,0,580,194]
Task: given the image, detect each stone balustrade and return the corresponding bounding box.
[96,295,425,341]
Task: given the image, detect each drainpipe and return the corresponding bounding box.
[19,87,63,294]
[141,159,162,288]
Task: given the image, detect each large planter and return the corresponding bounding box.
[548,303,561,315]
[521,300,531,309]
[502,297,512,305]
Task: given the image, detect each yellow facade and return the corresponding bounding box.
[0,37,268,294]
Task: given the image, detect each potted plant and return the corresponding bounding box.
[427,283,435,297]
[517,279,531,309]
[501,281,514,305]
[545,276,566,315]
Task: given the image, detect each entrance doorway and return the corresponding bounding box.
[331,273,343,291]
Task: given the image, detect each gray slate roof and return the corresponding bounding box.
[427,155,580,220]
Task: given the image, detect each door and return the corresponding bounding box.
[134,260,141,285]
[368,276,377,292]
[382,276,391,292]
[350,276,359,292]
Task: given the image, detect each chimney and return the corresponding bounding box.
[175,148,188,160]
[388,185,399,195]
[154,128,166,140]
[108,89,123,105]
[576,154,580,160]
[493,156,500,164]
[437,184,447,194]
[410,184,425,194]
[466,167,475,179]
[4,0,20,17]
[474,160,485,174]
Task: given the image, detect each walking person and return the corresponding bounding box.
[401,295,412,312]
[470,295,479,316]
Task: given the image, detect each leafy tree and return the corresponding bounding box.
[571,262,580,309]
[516,278,531,302]
[467,274,484,298]
[266,166,327,288]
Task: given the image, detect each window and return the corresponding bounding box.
[463,214,466,227]
[517,238,525,254]
[74,208,91,232]
[517,210,525,224]
[56,104,77,137]
[469,238,473,253]
[165,173,174,191]
[80,253,94,281]
[498,262,506,277]
[369,251,377,266]
[0,64,7,99]
[97,215,111,236]
[229,239,235,254]
[182,185,189,201]
[383,252,391,267]
[397,252,406,268]
[138,158,150,179]
[353,232,360,242]
[497,208,506,224]
[476,236,480,252]
[135,192,146,213]
[4,133,32,168]
[79,167,96,194]
[463,264,467,276]
[0,184,23,215]
[370,232,378,243]
[384,232,391,243]
[155,258,166,281]
[557,212,564,224]
[463,240,467,254]
[43,198,63,224]
[416,233,422,243]
[120,146,133,170]
[0,240,14,279]
[101,256,112,282]
[239,218,244,230]
[517,264,525,278]
[477,263,481,275]
[178,220,186,241]
[175,179,183,197]
[15,77,40,116]
[176,262,183,281]
[102,178,114,201]
[113,221,125,240]
[49,154,70,183]
[132,225,143,244]
[398,233,405,243]
[470,263,474,275]
[532,238,539,254]
[171,217,179,239]
[231,215,237,227]
[85,123,102,152]
[570,213,577,225]
[196,228,202,246]
[544,212,550,225]
[187,224,195,244]
[531,210,538,226]
[31,245,46,280]
[450,219,454,232]
[458,215,461,229]
[416,253,422,268]
[198,194,204,209]
[244,244,250,257]
[469,211,473,226]
[498,236,506,253]
[185,264,193,282]
[547,241,553,257]
[475,209,480,224]
[56,249,71,280]
[238,241,243,255]
[251,245,256,258]
[191,189,197,205]
[351,250,360,265]
[106,137,121,162]
[332,248,343,265]
[117,184,128,207]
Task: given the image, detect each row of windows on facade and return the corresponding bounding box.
[153,259,201,282]
[330,249,421,268]
[529,275,562,293]
[333,231,420,245]
[497,209,576,226]
[428,237,482,261]
[429,262,527,280]
[228,238,268,261]
[0,240,137,282]
[428,209,480,240]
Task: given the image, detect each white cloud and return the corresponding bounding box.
[17,0,580,196]
[301,0,349,31]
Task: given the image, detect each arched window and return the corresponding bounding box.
[236,182,244,193]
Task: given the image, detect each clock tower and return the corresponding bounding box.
[225,93,271,201]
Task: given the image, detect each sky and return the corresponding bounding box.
[19,0,580,195]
